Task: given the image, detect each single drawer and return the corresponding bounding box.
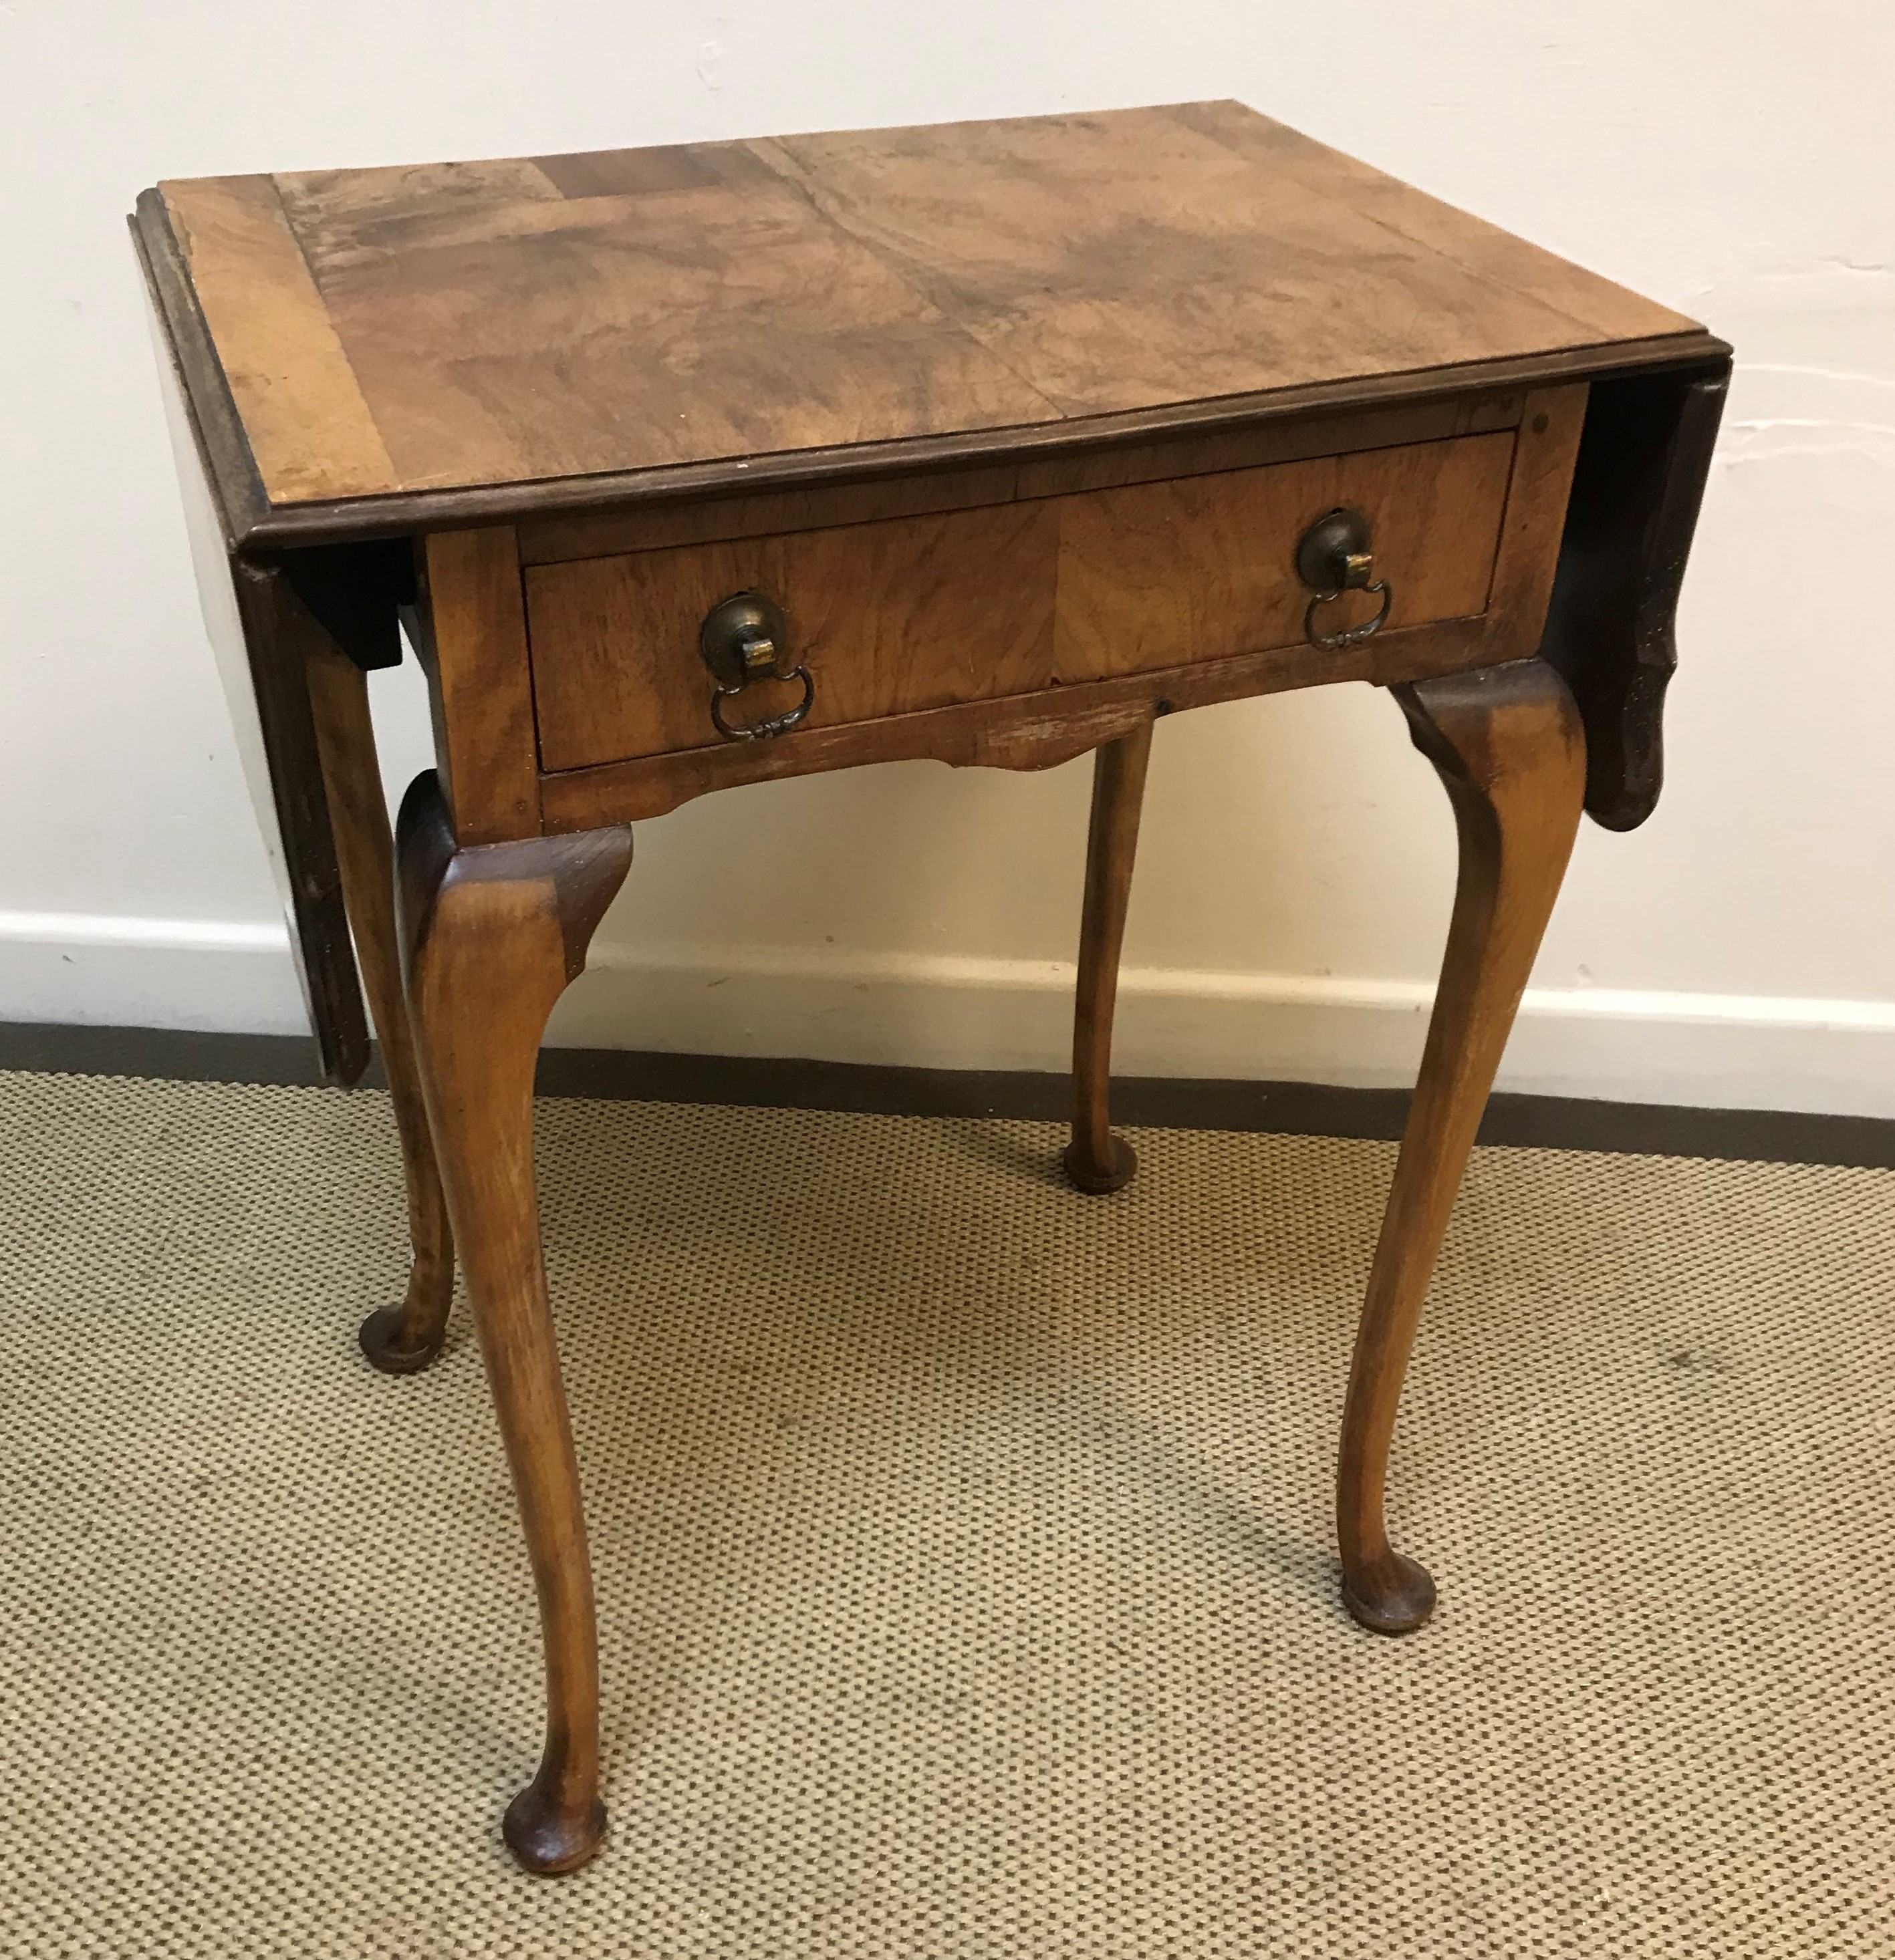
[527,428,1523,773]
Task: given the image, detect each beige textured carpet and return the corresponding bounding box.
[2,1070,1892,1956]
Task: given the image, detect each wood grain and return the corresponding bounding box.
[304,641,455,1373]
[396,772,632,1874]
[537,612,1495,833]
[763,108,1684,418]
[1541,358,1732,829]
[1010,390,1525,501]
[135,100,1733,1889]
[1335,660,1586,1635]
[222,565,372,1084]
[1053,431,1513,678]
[527,501,1063,771]
[527,430,1515,777]
[529,142,782,200]
[1170,102,1697,345]
[416,528,540,842]
[137,213,369,1081]
[1477,385,1590,664]
[157,174,396,502]
[223,337,1722,555]
[145,102,1715,532]
[272,156,1054,497]
[273,158,566,263]
[1063,727,1153,1196]
[521,462,1035,570]
[132,195,269,543]
[516,391,1525,567]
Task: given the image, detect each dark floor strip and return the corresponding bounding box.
[3,1022,1890,1169]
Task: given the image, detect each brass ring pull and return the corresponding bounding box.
[1295,506,1394,651]
[1304,577,1392,650]
[709,666,814,741]
[699,589,814,742]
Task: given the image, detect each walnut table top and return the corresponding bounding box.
[141,102,1719,549]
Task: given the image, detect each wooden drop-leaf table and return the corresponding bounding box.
[134,102,1729,1874]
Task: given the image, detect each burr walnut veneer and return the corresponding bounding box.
[135,102,1729,1874]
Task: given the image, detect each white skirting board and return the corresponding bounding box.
[4,910,1895,1119]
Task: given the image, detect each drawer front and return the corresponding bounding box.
[1056,432,1512,676]
[528,500,1061,772]
[528,429,1518,773]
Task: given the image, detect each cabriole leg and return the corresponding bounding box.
[1337,660,1585,1634]
[397,771,632,1872]
[305,639,456,1371]
[1063,722,1153,1194]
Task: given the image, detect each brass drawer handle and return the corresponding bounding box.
[1296,507,1393,650]
[699,590,814,741]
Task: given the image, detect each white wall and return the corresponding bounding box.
[3,3,1892,1111]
